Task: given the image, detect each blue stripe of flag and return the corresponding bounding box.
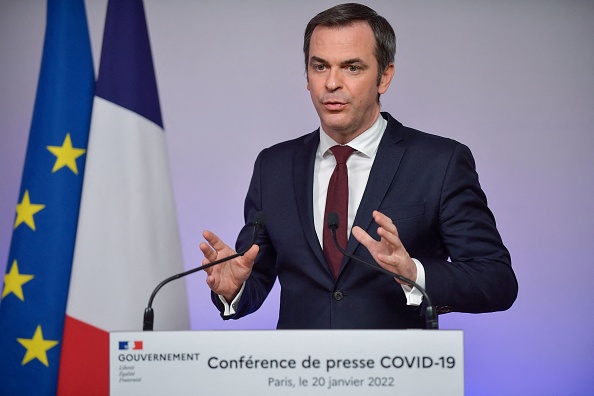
[95,0,163,128]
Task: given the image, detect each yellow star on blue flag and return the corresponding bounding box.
[2,260,34,301]
[14,190,45,231]
[17,325,59,367]
[47,133,86,174]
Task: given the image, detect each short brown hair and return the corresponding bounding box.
[303,3,396,85]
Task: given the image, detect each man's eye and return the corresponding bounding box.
[347,65,360,72]
[314,64,326,71]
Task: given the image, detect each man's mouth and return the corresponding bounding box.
[323,101,347,111]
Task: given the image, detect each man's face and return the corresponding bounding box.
[307,22,394,144]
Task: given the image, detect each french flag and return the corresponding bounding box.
[118,341,143,351]
[58,0,188,393]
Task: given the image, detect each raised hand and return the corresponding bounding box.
[351,210,417,284]
[199,230,259,302]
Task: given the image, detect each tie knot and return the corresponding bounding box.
[330,145,355,165]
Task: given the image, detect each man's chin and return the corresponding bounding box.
[320,114,351,132]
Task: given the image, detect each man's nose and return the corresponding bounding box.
[325,68,342,91]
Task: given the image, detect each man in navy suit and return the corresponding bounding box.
[200,3,518,329]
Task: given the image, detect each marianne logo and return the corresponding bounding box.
[119,341,143,351]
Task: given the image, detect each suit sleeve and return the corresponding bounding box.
[211,150,278,319]
[422,143,518,313]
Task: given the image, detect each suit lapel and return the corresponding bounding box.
[293,131,329,270]
[293,115,408,279]
[343,114,407,263]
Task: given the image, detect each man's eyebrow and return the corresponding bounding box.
[309,56,369,67]
[309,56,328,65]
[342,58,368,67]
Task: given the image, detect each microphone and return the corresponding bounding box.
[327,212,438,330]
[143,212,266,331]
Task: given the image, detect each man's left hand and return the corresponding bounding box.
[351,210,417,284]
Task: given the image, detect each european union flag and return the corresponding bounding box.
[0,0,94,394]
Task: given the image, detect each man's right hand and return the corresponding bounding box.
[199,230,259,302]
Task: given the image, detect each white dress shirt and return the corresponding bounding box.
[314,115,425,306]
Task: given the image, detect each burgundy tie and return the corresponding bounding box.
[323,145,355,278]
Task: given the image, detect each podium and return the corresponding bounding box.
[110,329,463,395]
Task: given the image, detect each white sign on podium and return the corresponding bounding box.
[110,330,463,395]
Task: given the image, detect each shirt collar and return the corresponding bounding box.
[318,114,387,159]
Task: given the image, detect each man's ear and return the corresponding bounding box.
[378,63,395,94]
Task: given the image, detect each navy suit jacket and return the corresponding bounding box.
[213,112,518,329]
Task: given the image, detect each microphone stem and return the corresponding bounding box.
[331,228,438,330]
[146,252,241,311]
[143,221,262,331]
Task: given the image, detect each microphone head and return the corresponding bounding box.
[327,212,339,229]
[253,211,266,227]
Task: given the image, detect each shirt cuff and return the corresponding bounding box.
[218,282,245,316]
[401,258,425,306]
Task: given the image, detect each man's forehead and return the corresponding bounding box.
[309,22,376,59]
